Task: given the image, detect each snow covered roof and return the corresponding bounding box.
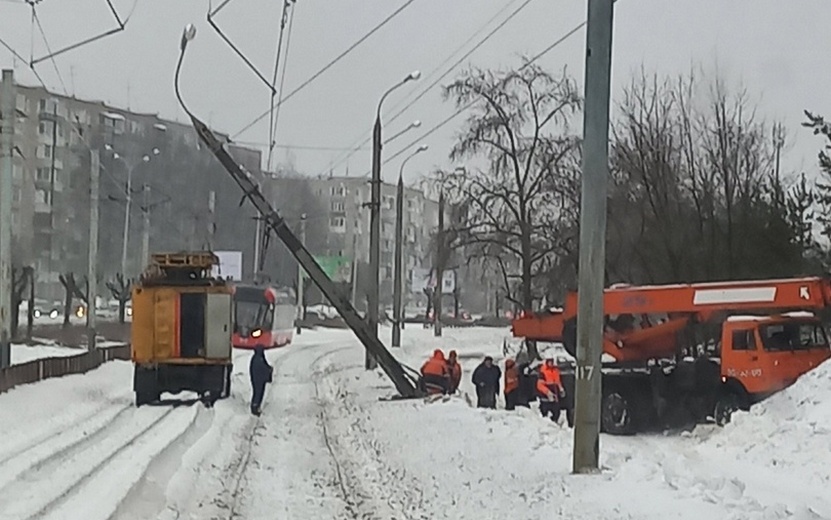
[102,111,125,121]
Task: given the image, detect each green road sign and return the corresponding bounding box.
[306,255,352,282]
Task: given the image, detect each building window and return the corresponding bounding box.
[35,188,50,205]
[39,121,50,135]
[36,167,51,181]
[330,184,346,197]
[12,164,22,180]
[12,187,21,203]
[330,216,346,229]
[383,196,394,209]
[331,201,345,212]
[37,144,53,159]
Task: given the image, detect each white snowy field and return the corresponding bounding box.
[0,326,828,519]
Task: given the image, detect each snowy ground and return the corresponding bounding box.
[0,326,828,519]
[11,340,127,365]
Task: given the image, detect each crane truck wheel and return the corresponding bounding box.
[562,319,578,357]
[714,392,741,426]
[601,390,635,435]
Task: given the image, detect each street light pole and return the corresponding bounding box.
[392,144,428,348]
[141,184,150,266]
[573,0,615,475]
[0,70,14,369]
[368,70,420,369]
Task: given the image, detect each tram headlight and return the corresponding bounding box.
[251,328,263,338]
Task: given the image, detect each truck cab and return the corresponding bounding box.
[717,313,831,421]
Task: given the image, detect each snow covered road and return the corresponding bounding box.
[1,326,829,519]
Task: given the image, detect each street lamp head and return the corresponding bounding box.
[181,24,197,51]
[410,120,422,128]
[416,144,429,153]
[104,144,113,151]
[142,155,150,162]
[152,148,161,155]
[406,70,421,81]
[112,152,120,160]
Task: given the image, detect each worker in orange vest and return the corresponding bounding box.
[420,349,450,395]
[446,350,462,394]
[536,358,565,422]
[504,358,520,410]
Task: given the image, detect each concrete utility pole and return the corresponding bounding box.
[296,213,306,335]
[392,144,427,347]
[207,190,216,250]
[573,0,615,474]
[392,175,405,347]
[253,217,262,281]
[0,70,14,368]
[120,163,133,278]
[434,190,445,338]
[87,150,100,350]
[367,114,382,369]
[368,71,421,369]
[350,233,359,308]
[141,184,150,266]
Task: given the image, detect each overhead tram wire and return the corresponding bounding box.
[379,16,594,169]
[267,0,294,171]
[318,0,529,177]
[231,0,419,140]
[269,3,296,169]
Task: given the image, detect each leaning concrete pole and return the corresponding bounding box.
[572,0,614,474]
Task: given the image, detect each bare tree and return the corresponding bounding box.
[438,60,581,311]
[106,273,132,324]
[59,273,87,328]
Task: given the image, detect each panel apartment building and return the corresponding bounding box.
[306,175,439,305]
[3,79,262,301]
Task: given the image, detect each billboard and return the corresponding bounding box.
[410,267,455,294]
[303,255,352,283]
[212,251,243,280]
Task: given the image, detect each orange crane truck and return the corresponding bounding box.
[512,277,831,434]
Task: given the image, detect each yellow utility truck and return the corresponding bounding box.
[131,252,234,406]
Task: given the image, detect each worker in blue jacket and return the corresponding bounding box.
[249,345,273,415]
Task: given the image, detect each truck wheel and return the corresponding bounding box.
[601,391,635,435]
[714,392,740,426]
[136,390,158,407]
[222,367,232,399]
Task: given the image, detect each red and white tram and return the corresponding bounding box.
[232,284,295,350]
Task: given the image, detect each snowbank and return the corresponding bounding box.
[301,327,831,519]
[11,342,85,365]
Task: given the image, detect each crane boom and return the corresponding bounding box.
[189,115,421,398]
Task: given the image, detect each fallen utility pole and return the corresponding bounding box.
[573,0,615,474]
[190,116,421,398]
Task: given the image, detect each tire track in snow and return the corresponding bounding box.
[0,399,132,468]
[0,401,133,489]
[312,353,429,520]
[0,404,197,520]
[105,404,214,520]
[226,342,352,519]
[40,403,203,520]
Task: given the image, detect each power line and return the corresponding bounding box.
[31,7,68,95]
[267,0,297,171]
[380,16,593,169]
[319,0,531,177]
[267,0,293,170]
[271,5,296,153]
[231,0,419,140]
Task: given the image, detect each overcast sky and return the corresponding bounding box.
[1,0,828,184]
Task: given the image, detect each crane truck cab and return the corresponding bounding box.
[716,312,830,423]
[512,277,831,434]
